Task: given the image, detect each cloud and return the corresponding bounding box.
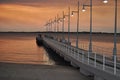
[0,0,120,32]
[0,0,70,8]
[0,0,46,3]
[1,0,120,8]
[0,0,67,5]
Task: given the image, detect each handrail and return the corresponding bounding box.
[43,37,120,76]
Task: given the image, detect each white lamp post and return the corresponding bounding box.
[64,7,71,44]
[82,0,93,54]
[102,0,117,60]
[82,0,92,65]
[71,1,80,48]
[103,0,117,74]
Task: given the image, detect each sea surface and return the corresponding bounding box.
[0,33,55,65]
[0,33,120,64]
[64,33,120,57]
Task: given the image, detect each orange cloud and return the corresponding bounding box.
[0,0,120,32]
[0,4,66,31]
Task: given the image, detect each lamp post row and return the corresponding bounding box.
[45,0,117,60]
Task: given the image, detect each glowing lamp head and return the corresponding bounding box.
[64,18,65,20]
[82,5,86,12]
[63,16,65,20]
[103,0,108,3]
[71,12,74,17]
[82,9,86,12]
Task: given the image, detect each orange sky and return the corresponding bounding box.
[0,0,120,32]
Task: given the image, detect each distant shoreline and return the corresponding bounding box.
[0,32,120,35]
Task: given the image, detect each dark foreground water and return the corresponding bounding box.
[0,33,120,64]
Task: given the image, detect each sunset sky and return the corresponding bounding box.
[0,0,120,32]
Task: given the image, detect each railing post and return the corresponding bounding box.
[94,53,96,68]
[76,49,78,59]
[60,43,62,51]
[61,43,63,50]
[65,44,67,52]
[88,51,90,65]
[67,45,69,54]
[103,55,105,70]
[114,55,116,75]
[70,46,71,56]
[58,43,60,50]
[67,46,70,54]
[64,44,65,51]
[71,47,74,57]
[82,51,84,63]
[77,49,80,61]
[73,48,75,58]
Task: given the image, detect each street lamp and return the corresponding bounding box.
[113,0,117,74]
[47,21,50,33]
[64,7,71,44]
[49,19,54,37]
[103,0,117,60]
[45,21,50,36]
[82,0,92,64]
[82,0,92,54]
[56,14,59,40]
[56,14,65,40]
[48,20,51,32]
[103,0,117,74]
[71,12,74,17]
[113,0,117,59]
[57,16,65,40]
[54,17,57,32]
[51,20,53,32]
[53,17,57,39]
[62,11,65,40]
[44,23,48,32]
[82,5,86,12]
[52,20,55,37]
[71,1,80,48]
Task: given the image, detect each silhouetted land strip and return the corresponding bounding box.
[0,32,120,35]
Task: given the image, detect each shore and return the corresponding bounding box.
[0,62,92,80]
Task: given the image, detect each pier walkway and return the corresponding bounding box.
[42,35,120,80]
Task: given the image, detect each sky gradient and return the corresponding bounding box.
[0,0,120,32]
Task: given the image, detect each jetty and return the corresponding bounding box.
[36,33,120,80]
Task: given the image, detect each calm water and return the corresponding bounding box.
[66,33,120,57]
[0,33,120,64]
[0,33,55,65]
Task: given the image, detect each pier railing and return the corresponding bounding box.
[43,37,120,76]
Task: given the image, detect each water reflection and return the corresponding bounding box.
[63,33,120,57]
[0,33,55,65]
[0,33,120,64]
